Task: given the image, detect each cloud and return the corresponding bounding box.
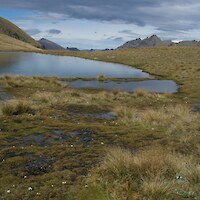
[47,29,62,34]
[106,36,124,42]
[25,28,42,36]
[1,0,200,32]
[118,30,142,38]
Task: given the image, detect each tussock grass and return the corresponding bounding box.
[86,147,200,200]
[1,100,34,116]
[135,88,149,97]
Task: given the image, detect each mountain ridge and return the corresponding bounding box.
[118,35,200,49]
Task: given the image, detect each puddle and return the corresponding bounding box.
[69,128,94,147]
[22,133,51,147]
[25,155,52,175]
[50,129,68,143]
[3,152,33,160]
[2,130,70,149]
[192,104,200,113]
[66,79,178,93]
[0,85,13,101]
[84,112,117,120]
[66,104,117,120]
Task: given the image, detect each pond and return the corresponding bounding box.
[0,52,149,78]
[0,52,178,93]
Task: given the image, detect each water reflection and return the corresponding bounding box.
[0,52,149,78]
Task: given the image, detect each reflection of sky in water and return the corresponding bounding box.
[67,80,178,93]
[0,52,149,78]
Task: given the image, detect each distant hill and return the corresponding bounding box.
[0,17,40,48]
[38,38,65,50]
[66,47,79,51]
[0,33,40,51]
[176,40,200,46]
[118,35,200,49]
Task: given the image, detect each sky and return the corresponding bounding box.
[0,0,200,49]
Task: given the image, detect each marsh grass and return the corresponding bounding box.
[1,100,35,116]
[86,147,200,200]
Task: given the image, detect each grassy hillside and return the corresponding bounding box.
[0,17,40,48]
[0,33,40,51]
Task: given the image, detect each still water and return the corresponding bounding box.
[0,52,178,93]
[0,52,149,78]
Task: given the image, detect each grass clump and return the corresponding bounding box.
[85,147,200,200]
[1,100,34,116]
[97,74,106,81]
[135,88,149,97]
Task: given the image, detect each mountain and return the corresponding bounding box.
[118,35,173,49]
[0,33,40,51]
[38,38,65,50]
[176,40,200,46]
[0,17,40,47]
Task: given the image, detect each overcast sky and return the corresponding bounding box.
[0,0,200,49]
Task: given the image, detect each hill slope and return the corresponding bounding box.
[0,33,40,51]
[0,17,40,47]
[38,38,65,50]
